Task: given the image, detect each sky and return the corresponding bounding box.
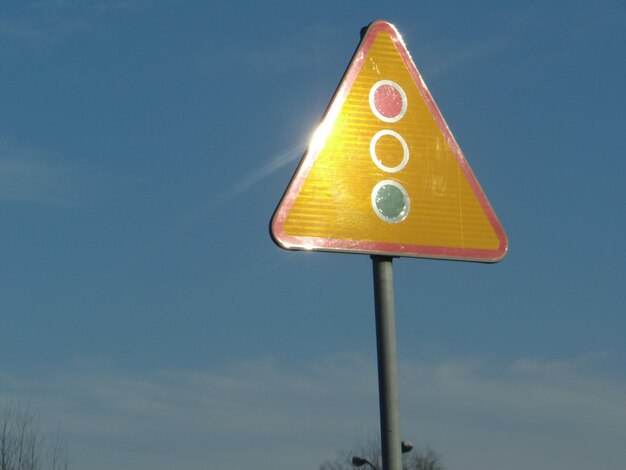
[1,1,625,469]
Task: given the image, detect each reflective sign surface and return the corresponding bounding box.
[271,21,508,262]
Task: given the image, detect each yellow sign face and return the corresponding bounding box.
[271,21,507,262]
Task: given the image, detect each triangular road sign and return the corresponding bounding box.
[271,20,508,262]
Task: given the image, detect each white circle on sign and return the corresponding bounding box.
[369,80,408,123]
[370,129,409,173]
[371,180,410,223]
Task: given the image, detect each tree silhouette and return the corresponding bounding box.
[0,402,69,470]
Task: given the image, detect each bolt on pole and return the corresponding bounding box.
[371,255,402,470]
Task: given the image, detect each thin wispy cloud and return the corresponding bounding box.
[0,138,92,207]
[416,38,509,80]
[222,140,306,204]
[27,0,145,12]
[415,5,626,83]
[167,141,305,238]
[0,16,45,55]
[0,1,152,55]
[1,354,624,470]
[199,24,343,80]
[118,141,306,275]
[0,18,41,41]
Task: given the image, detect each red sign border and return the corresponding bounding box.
[270,20,508,262]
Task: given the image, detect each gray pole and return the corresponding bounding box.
[371,255,402,470]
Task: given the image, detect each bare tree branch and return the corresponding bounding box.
[0,402,70,470]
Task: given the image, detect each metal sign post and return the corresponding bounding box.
[372,255,401,470]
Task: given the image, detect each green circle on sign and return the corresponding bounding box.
[371,180,410,223]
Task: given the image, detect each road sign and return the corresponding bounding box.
[271,20,508,262]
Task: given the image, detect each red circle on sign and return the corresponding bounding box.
[374,85,402,118]
[369,80,407,122]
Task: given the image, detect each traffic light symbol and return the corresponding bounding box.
[369,80,410,224]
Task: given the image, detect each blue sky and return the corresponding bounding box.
[1,1,625,469]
